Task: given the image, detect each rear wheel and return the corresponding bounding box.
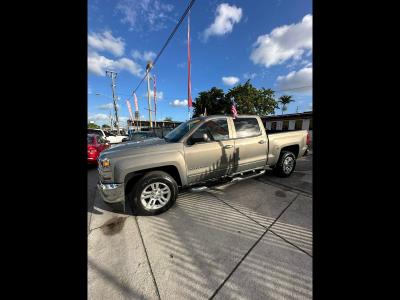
[128,171,178,215]
[273,151,296,177]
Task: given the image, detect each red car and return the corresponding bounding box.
[87,134,111,164]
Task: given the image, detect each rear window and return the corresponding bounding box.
[233,118,261,138]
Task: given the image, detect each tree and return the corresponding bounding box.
[102,124,111,129]
[88,122,100,129]
[193,87,230,117]
[226,80,278,115]
[278,95,294,115]
[164,117,173,122]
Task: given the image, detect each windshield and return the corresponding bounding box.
[164,119,201,142]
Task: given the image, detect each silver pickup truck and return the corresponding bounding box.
[97,115,310,215]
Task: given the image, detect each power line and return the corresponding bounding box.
[130,0,197,96]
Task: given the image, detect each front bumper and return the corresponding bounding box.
[97,181,125,203]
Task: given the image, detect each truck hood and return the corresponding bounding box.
[99,138,176,159]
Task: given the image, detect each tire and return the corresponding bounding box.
[128,171,178,215]
[273,151,296,177]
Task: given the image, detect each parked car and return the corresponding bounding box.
[87,128,127,144]
[97,115,311,215]
[123,131,158,142]
[87,134,111,164]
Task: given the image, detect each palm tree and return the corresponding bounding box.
[278,95,294,115]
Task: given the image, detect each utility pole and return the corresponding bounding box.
[106,70,120,134]
[109,110,113,130]
[146,61,153,128]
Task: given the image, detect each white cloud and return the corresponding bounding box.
[97,103,120,110]
[243,72,257,80]
[88,31,125,57]
[88,51,143,77]
[88,86,92,94]
[204,3,242,40]
[276,66,312,93]
[169,99,188,107]
[115,0,174,31]
[250,14,312,67]
[88,113,109,123]
[146,90,164,100]
[222,76,240,86]
[132,50,156,62]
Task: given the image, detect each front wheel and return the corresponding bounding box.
[128,171,178,215]
[273,151,296,177]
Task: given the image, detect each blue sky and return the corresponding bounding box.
[88,0,312,126]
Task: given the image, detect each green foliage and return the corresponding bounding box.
[226,80,278,115]
[278,95,294,115]
[193,87,230,117]
[192,81,279,117]
[164,117,173,121]
[102,124,111,129]
[88,122,100,129]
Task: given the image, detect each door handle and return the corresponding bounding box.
[223,145,233,149]
[258,140,266,144]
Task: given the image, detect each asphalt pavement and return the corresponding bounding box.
[88,153,312,299]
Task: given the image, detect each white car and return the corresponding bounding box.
[87,128,127,144]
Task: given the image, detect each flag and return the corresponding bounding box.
[133,92,139,112]
[231,100,238,119]
[187,12,192,109]
[153,75,157,122]
[126,99,134,122]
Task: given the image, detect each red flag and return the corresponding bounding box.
[153,75,157,122]
[133,93,139,112]
[187,12,192,108]
[126,99,134,122]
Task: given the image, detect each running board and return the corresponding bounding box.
[190,170,266,192]
[231,169,266,182]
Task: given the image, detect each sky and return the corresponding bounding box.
[88,0,312,126]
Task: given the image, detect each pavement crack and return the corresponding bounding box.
[134,216,162,300]
[207,190,312,257]
[269,229,312,257]
[208,193,300,300]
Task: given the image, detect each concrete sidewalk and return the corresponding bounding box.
[88,155,312,299]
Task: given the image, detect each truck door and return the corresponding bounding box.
[231,117,267,173]
[184,117,234,184]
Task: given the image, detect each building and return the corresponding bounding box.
[260,111,312,131]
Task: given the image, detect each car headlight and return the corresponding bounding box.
[100,158,111,168]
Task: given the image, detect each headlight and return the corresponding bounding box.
[100,158,111,168]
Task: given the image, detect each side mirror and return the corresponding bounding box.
[202,133,210,142]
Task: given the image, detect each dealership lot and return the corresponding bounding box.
[88,153,312,299]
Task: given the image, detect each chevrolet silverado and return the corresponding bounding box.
[97,115,310,215]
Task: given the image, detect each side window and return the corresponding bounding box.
[233,118,261,138]
[188,119,229,145]
[96,136,102,144]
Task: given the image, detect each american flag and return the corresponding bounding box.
[231,100,238,119]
